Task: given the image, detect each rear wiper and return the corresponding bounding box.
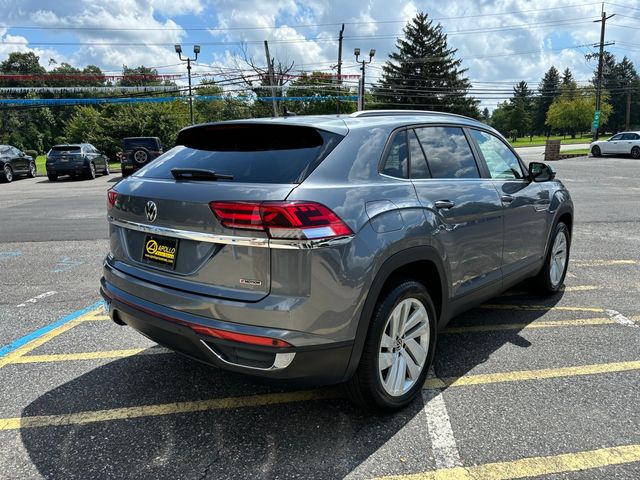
[171,168,234,181]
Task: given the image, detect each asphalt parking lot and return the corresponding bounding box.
[1,155,639,479]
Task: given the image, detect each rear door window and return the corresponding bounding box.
[408,129,430,179]
[137,124,344,184]
[414,126,480,179]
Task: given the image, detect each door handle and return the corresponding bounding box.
[434,200,455,209]
[501,195,514,203]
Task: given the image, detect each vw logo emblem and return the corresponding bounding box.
[145,201,158,223]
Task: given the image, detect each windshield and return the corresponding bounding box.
[136,124,343,184]
[50,146,81,155]
[0,146,10,154]
[123,138,160,150]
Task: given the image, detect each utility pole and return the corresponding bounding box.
[593,9,615,141]
[336,24,344,114]
[264,40,278,117]
[625,89,631,131]
[354,48,375,111]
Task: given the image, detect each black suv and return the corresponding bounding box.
[46,144,110,181]
[119,137,163,177]
[0,145,36,183]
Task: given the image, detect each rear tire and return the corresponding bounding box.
[27,162,37,178]
[345,280,436,411]
[532,222,570,294]
[1,164,13,183]
[86,162,96,180]
[47,173,58,182]
[631,146,640,159]
[591,145,601,157]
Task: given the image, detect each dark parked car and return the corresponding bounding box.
[46,144,110,181]
[101,111,573,410]
[120,137,163,177]
[0,145,36,183]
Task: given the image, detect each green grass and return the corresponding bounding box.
[560,148,589,155]
[35,155,120,175]
[509,135,592,148]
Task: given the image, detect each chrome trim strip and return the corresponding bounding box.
[108,216,269,247]
[108,216,354,250]
[199,340,296,371]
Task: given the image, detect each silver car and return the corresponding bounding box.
[101,111,573,410]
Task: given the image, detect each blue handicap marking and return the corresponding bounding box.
[52,256,85,273]
[0,251,22,261]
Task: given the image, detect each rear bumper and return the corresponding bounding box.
[46,164,89,175]
[100,276,353,384]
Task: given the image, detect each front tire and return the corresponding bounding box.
[631,146,640,159]
[345,280,436,411]
[533,222,570,294]
[103,163,110,176]
[1,164,13,183]
[591,145,601,157]
[27,162,37,178]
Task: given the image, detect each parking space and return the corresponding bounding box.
[1,156,639,479]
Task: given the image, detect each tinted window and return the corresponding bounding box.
[10,147,21,156]
[0,146,9,155]
[415,127,479,179]
[49,146,81,155]
[138,125,343,184]
[610,134,623,141]
[621,133,639,140]
[382,130,408,178]
[123,138,160,150]
[409,130,430,179]
[470,129,524,180]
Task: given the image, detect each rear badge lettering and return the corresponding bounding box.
[239,278,262,286]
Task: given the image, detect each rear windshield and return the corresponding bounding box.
[136,124,344,184]
[124,138,160,150]
[50,146,81,154]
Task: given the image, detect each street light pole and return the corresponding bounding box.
[354,48,375,111]
[175,44,200,125]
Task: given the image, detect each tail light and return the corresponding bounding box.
[107,189,118,210]
[210,201,352,240]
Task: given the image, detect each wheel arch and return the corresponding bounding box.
[342,246,448,381]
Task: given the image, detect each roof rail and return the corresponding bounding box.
[349,109,474,120]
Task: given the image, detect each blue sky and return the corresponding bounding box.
[0,0,639,108]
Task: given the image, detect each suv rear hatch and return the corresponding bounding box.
[108,122,345,302]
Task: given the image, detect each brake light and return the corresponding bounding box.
[191,325,291,348]
[210,201,353,240]
[107,189,118,210]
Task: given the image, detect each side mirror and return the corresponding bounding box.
[19,151,25,157]
[529,162,556,182]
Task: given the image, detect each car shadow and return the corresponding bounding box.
[20,284,564,479]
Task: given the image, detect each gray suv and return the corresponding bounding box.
[101,111,573,410]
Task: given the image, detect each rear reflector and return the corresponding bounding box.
[190,325,291,348]
[210,201,352,240]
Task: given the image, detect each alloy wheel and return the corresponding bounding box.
[378,298,430,397]
[4,165,12,182]
[549,231,568,288]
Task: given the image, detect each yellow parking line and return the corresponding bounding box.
[1,360,638,431]
[75,308,110,322]
[443,317,616,334]
[0,389,340,431]
[12,348,168,364]
[481,304,604,313]
[0,321,80,369]
[572,259,638,267]
[424,361,640,389]
[377,443,640,480]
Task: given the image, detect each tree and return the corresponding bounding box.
[560,68,578,98]
[481,107,490,124]
[546,86,612,138]
[508,81,533,138]
[600,56,640,132]
[373,12,479,117]
[120,65,165,87]
[0,52,46,87]
[285,71,356,115]
[534,66,560,135]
